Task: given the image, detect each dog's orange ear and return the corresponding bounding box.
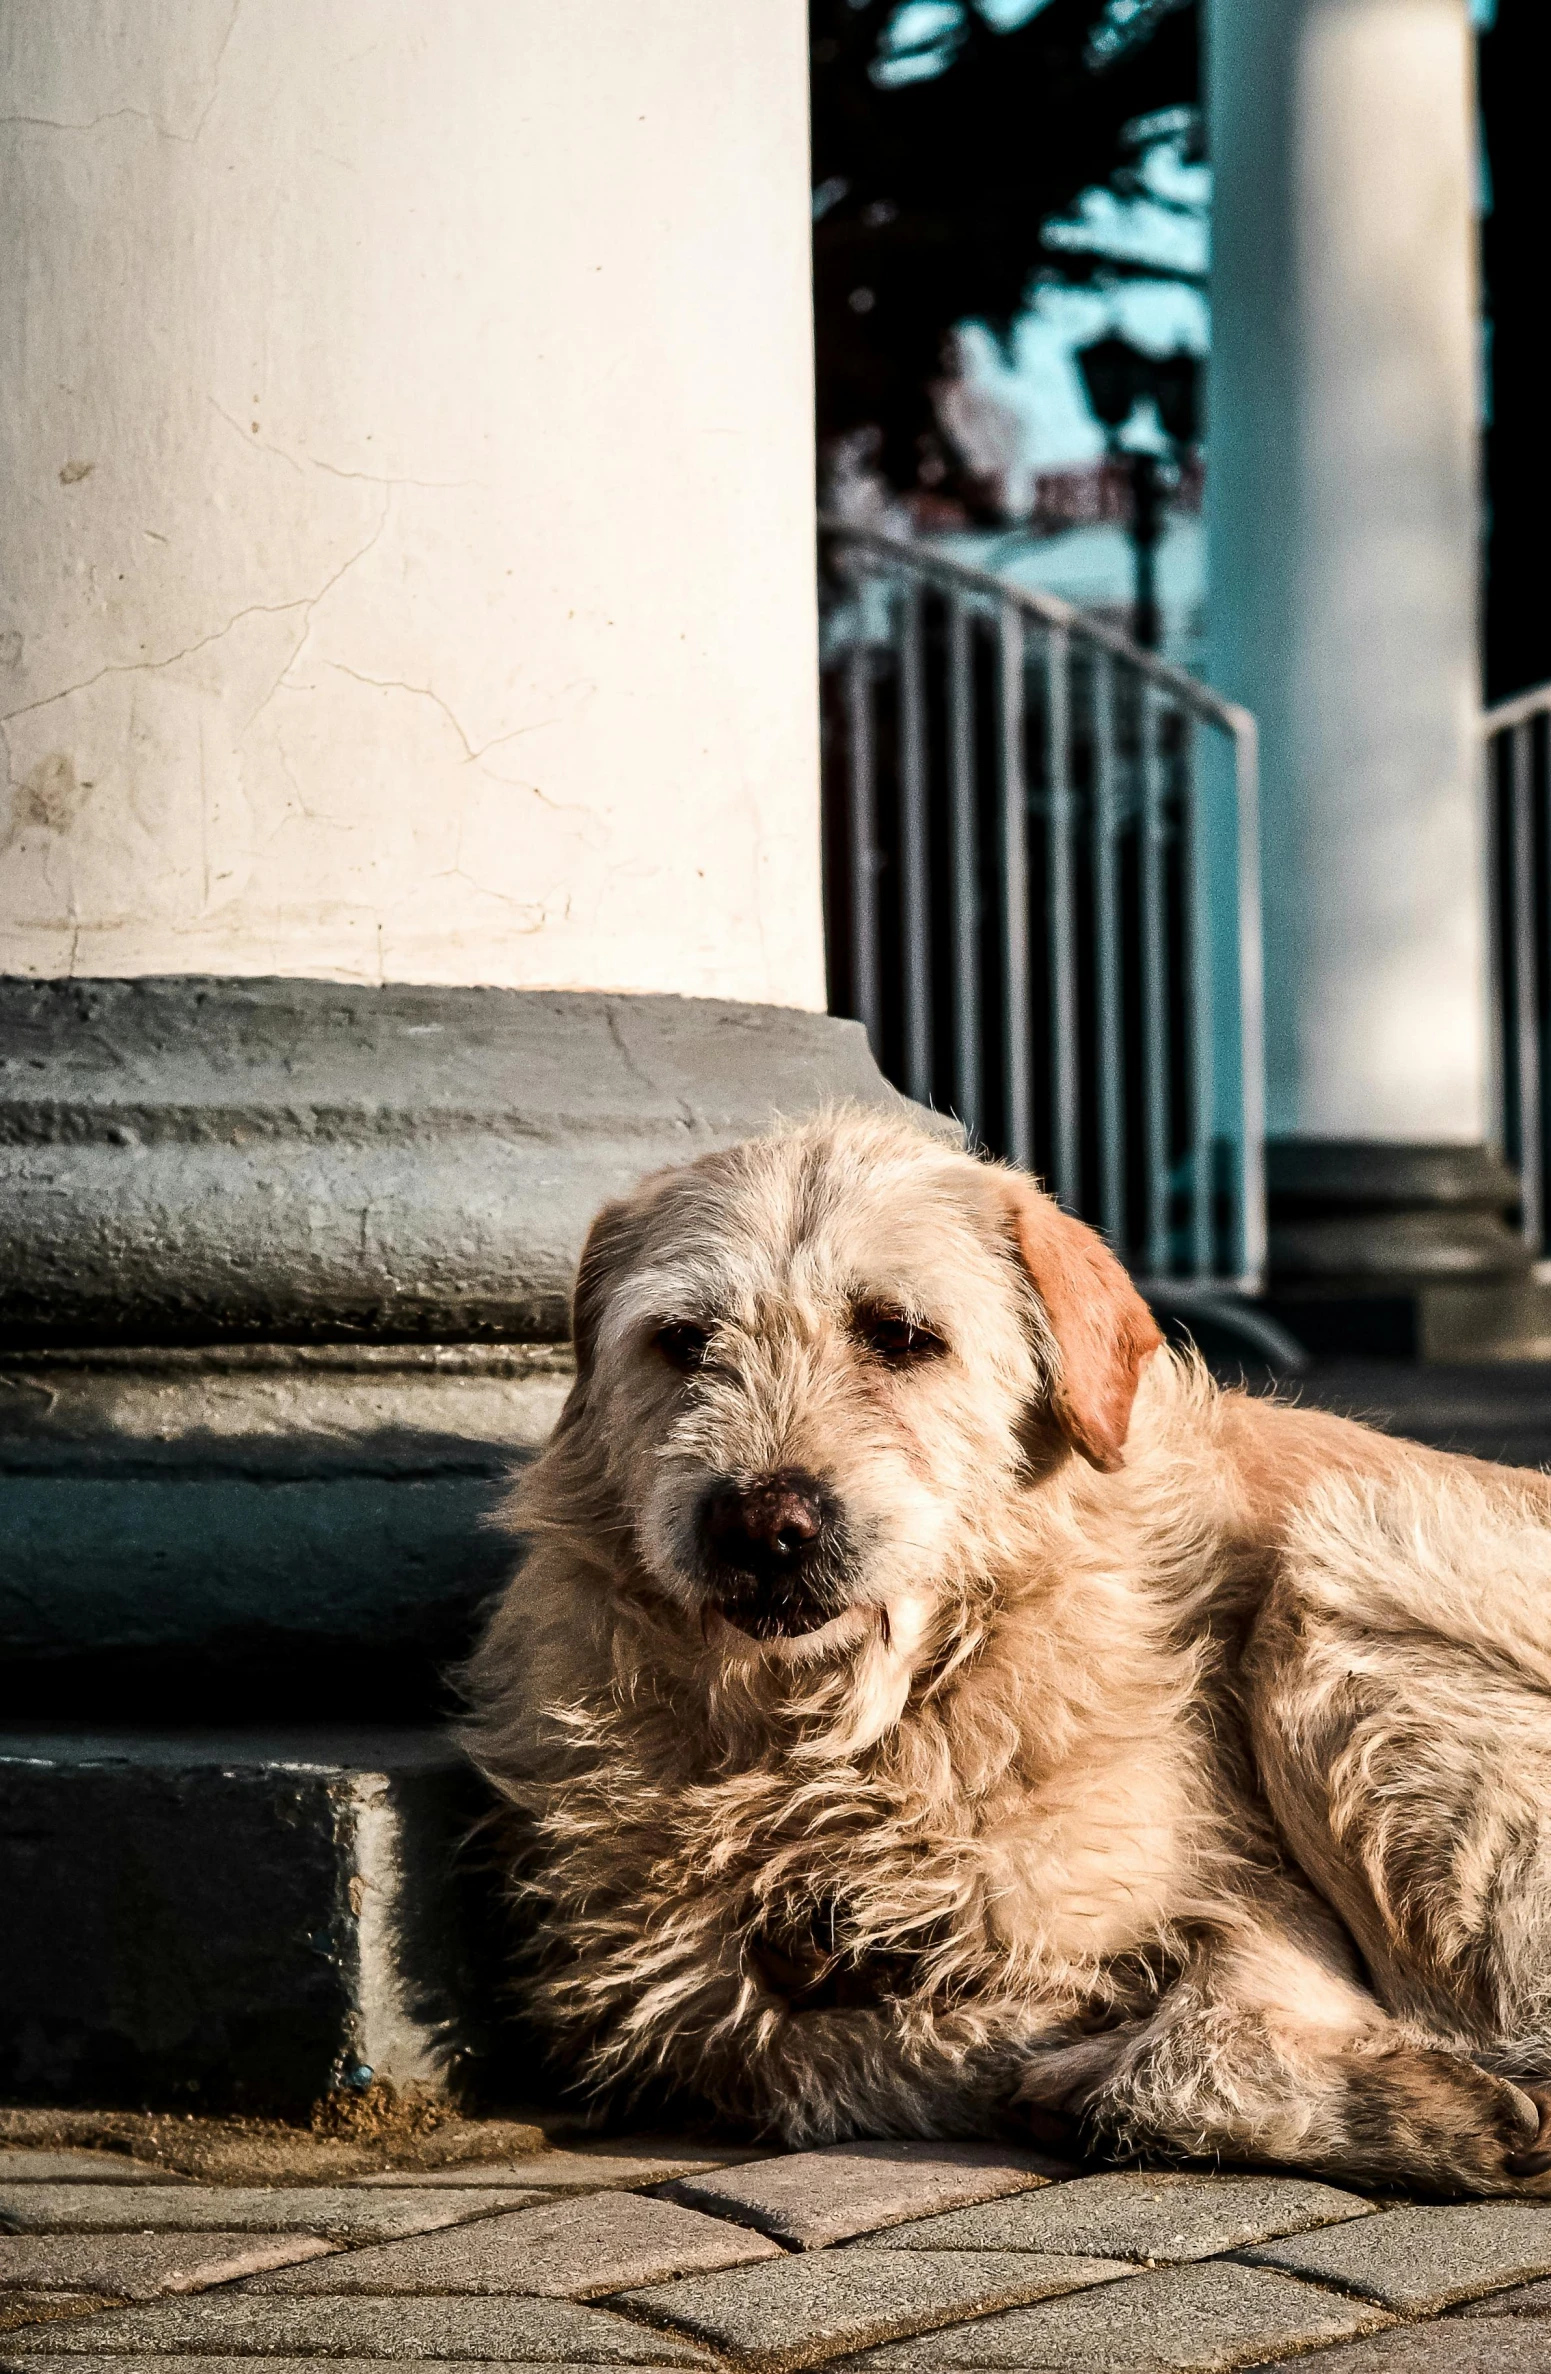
[1001,1176,1162,1471]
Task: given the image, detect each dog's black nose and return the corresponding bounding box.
[699,1470,829,1581]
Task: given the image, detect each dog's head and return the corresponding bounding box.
[552,1109,1160,1651]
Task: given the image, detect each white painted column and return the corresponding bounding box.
[0,1,826,1008]
[1206,0,1484,1142]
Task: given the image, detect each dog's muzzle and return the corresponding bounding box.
[693,1468,849,1638]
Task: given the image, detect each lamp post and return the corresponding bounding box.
[1075,335,1200,653]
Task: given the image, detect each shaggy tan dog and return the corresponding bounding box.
[465,1107,1551,2191]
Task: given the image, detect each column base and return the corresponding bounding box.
[0,978,919,1714]
[1262,1140,1549,1360]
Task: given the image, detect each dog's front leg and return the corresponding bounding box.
[1015,1924,1551,2194]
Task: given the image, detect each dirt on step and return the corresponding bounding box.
[0,2084,552,2183]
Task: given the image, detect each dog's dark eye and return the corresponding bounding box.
[653,1320,712,1372]
[853,1307,946,1365]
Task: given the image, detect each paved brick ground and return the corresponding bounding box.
[6,2132,1551,2370]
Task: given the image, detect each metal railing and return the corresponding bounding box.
[819,521,1265,1291]
[1486,682,1551,1253]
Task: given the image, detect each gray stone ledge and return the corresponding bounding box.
[0,1342,572,1691]
[0,979,910,1342]
[0,1343,572,1476]
[0,980,915,1698]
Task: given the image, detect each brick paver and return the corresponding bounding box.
[0,2294,719,2362]
[1458,2270,1551,2314]
[0,2365,707,2374]
[10,2117,1551,2370]
[359,2149,759,2192]
[868,2169,1374,2264]
[0,2236,335,2304]
[663,2141,1060,2249]
[1275,2331,1551,2370]
[0,2189,534,2244]
[1242,2199,1551,2313]
[610,2244,1131,2371]
[243,2191,783,2298]
[837,2258,1391,2370]
[0,2307,113,2343]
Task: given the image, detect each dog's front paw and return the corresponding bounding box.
[1443,2065,1551,2190]
[1502,2084,1551,2180]
[1344,2047,1551,2193]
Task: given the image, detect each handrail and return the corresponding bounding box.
[1482,682,1551,1251]
[821,518,1256,738]
[1483,682,1551,737]
[819,517,1267,1292]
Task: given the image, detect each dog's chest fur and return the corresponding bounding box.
[534,1596,1217,2048]
[733,1757,1199,2013]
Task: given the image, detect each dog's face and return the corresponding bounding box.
[560,1112,1160,1651]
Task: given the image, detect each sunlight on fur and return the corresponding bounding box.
[463,1106,1551,2191]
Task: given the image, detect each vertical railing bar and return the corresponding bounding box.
[1092,650,1125,1256]
[1513,717,1542,1253]
[1141,682,1171,1275]
[898,579,932,1104]
[1000,600,1034,1170]
[845,623,880,1052]
[1232,710,1267,1290]
[1184,712,1214,1279]
[1540,715,1550,1257]
[1046,626,1079,1207]
[1483,723,1508,1174]
[948,593,981,1139]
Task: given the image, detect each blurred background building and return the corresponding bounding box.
[814,0,1551,1362]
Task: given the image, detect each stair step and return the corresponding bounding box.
[0,1729,508,2118]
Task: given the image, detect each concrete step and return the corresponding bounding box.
[0,1728,512,2119]
[1262,1271,1551,1363]
[0,1343,568,1723]
[1296,1358,1551,1470]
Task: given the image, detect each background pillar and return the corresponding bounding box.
[1206,0,1526,1351]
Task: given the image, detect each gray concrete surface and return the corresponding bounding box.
[609,2246,1132,2370]
[0,2188,529,2243]
[1276,2331,1551,2370]
[0,981,908,1346]
[355,2149,760,2191]
[838,2258,1389,2369]
[0,2232,335,2300]
[0,2293,717,2362]
[242,2194,782,2297]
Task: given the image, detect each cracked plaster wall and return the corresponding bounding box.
[0,0,828,1004]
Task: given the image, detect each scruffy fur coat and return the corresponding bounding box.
[465,1109,1551,2192]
